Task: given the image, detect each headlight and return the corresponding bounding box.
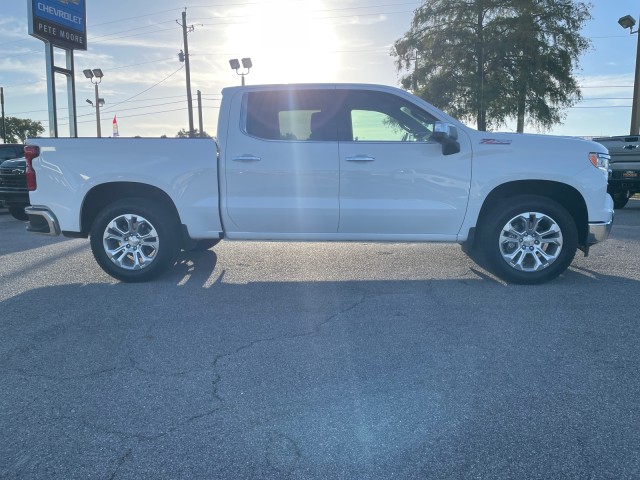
[589,152,610,175]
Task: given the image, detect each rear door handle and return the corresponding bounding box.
[345,155,375,162]
[232,155,261,162]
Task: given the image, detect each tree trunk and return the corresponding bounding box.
[516,89,526,133]
[476,9,486,131]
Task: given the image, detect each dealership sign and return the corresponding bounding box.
[28,0,87,50]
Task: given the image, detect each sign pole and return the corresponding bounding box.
[45,42,58,138]
[66,49,77,137]
[29,0,87,138]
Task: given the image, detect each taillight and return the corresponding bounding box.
[24,145,40,191]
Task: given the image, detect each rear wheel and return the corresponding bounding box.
[476,195,578,284]
[9,206,28,221]
[90,198,180,282]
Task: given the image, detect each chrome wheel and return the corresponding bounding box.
[102,213,159,270]
[498,211,563,272]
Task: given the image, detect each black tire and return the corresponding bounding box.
[89,198,180,282]
[475,195,578,285]
[9,206,29,221]
[612,190,630,210]
[185,239,221,252]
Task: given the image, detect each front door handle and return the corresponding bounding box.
[345,155,375,162]
[232,154,261,162]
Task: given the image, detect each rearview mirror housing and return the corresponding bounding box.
[431,122,460,155]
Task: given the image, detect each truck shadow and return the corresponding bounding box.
[0,209,73,256]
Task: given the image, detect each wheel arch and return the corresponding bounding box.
[474,180,588,246]
[80,182,181,237]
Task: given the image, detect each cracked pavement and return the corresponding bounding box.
[1,202,640,479]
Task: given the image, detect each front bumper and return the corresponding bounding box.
[25,206,60,236]
[583,190,614,249]
[586,220,613,245]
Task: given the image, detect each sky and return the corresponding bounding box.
[0,0,638,139]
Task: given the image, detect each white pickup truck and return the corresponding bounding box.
[24,83,613,284]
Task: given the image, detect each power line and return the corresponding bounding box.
[2,2,417,52]
[571,105,631,109]
[198,10,413,28]
[100,65,185,114]
[109,58,176,71]
[8,93,221,118]
[53,105,221,128]
[81,1,419,28]
[89,21,177,42]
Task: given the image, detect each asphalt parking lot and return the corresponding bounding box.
[1,201,639,479]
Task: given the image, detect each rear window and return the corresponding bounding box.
[0,145,24,161]
[245,91,337,141]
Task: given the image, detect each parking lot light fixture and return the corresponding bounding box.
[619,15,636,30]
[85,67,104,137]
[229,57,252,86]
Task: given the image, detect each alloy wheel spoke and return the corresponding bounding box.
[499,210,563,272]
[103,213,159,271]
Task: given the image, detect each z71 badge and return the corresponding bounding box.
[480,139,512,145]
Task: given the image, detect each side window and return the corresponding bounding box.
[342,91,437,142]
[351,110,406,141]
[245,91,337,141]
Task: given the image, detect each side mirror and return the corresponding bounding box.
[432,122,460,155]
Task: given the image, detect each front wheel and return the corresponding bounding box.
[476,195,578,284]
[90,198,180,282]
[611,190,630,210]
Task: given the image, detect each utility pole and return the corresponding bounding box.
[618,14,640,135]
[1,87,5,143]
[197,90,204,137]
[94,81,102,138]
[632,21,640,135]
[178,10,195,138]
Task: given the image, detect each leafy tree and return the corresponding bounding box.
[176,128,212,138]
[3,116,45,143]
[393,0,591,132]
[492,1,592,131]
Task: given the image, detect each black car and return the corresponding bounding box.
[0,144,29,221]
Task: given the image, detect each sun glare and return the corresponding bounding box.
[226,0,341,84]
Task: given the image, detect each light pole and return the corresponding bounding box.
[618,15,640,135]
[83,68,104,137]
[229,58,252,86]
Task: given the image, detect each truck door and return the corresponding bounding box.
[223,89,340,234]
[337,89,471,236]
